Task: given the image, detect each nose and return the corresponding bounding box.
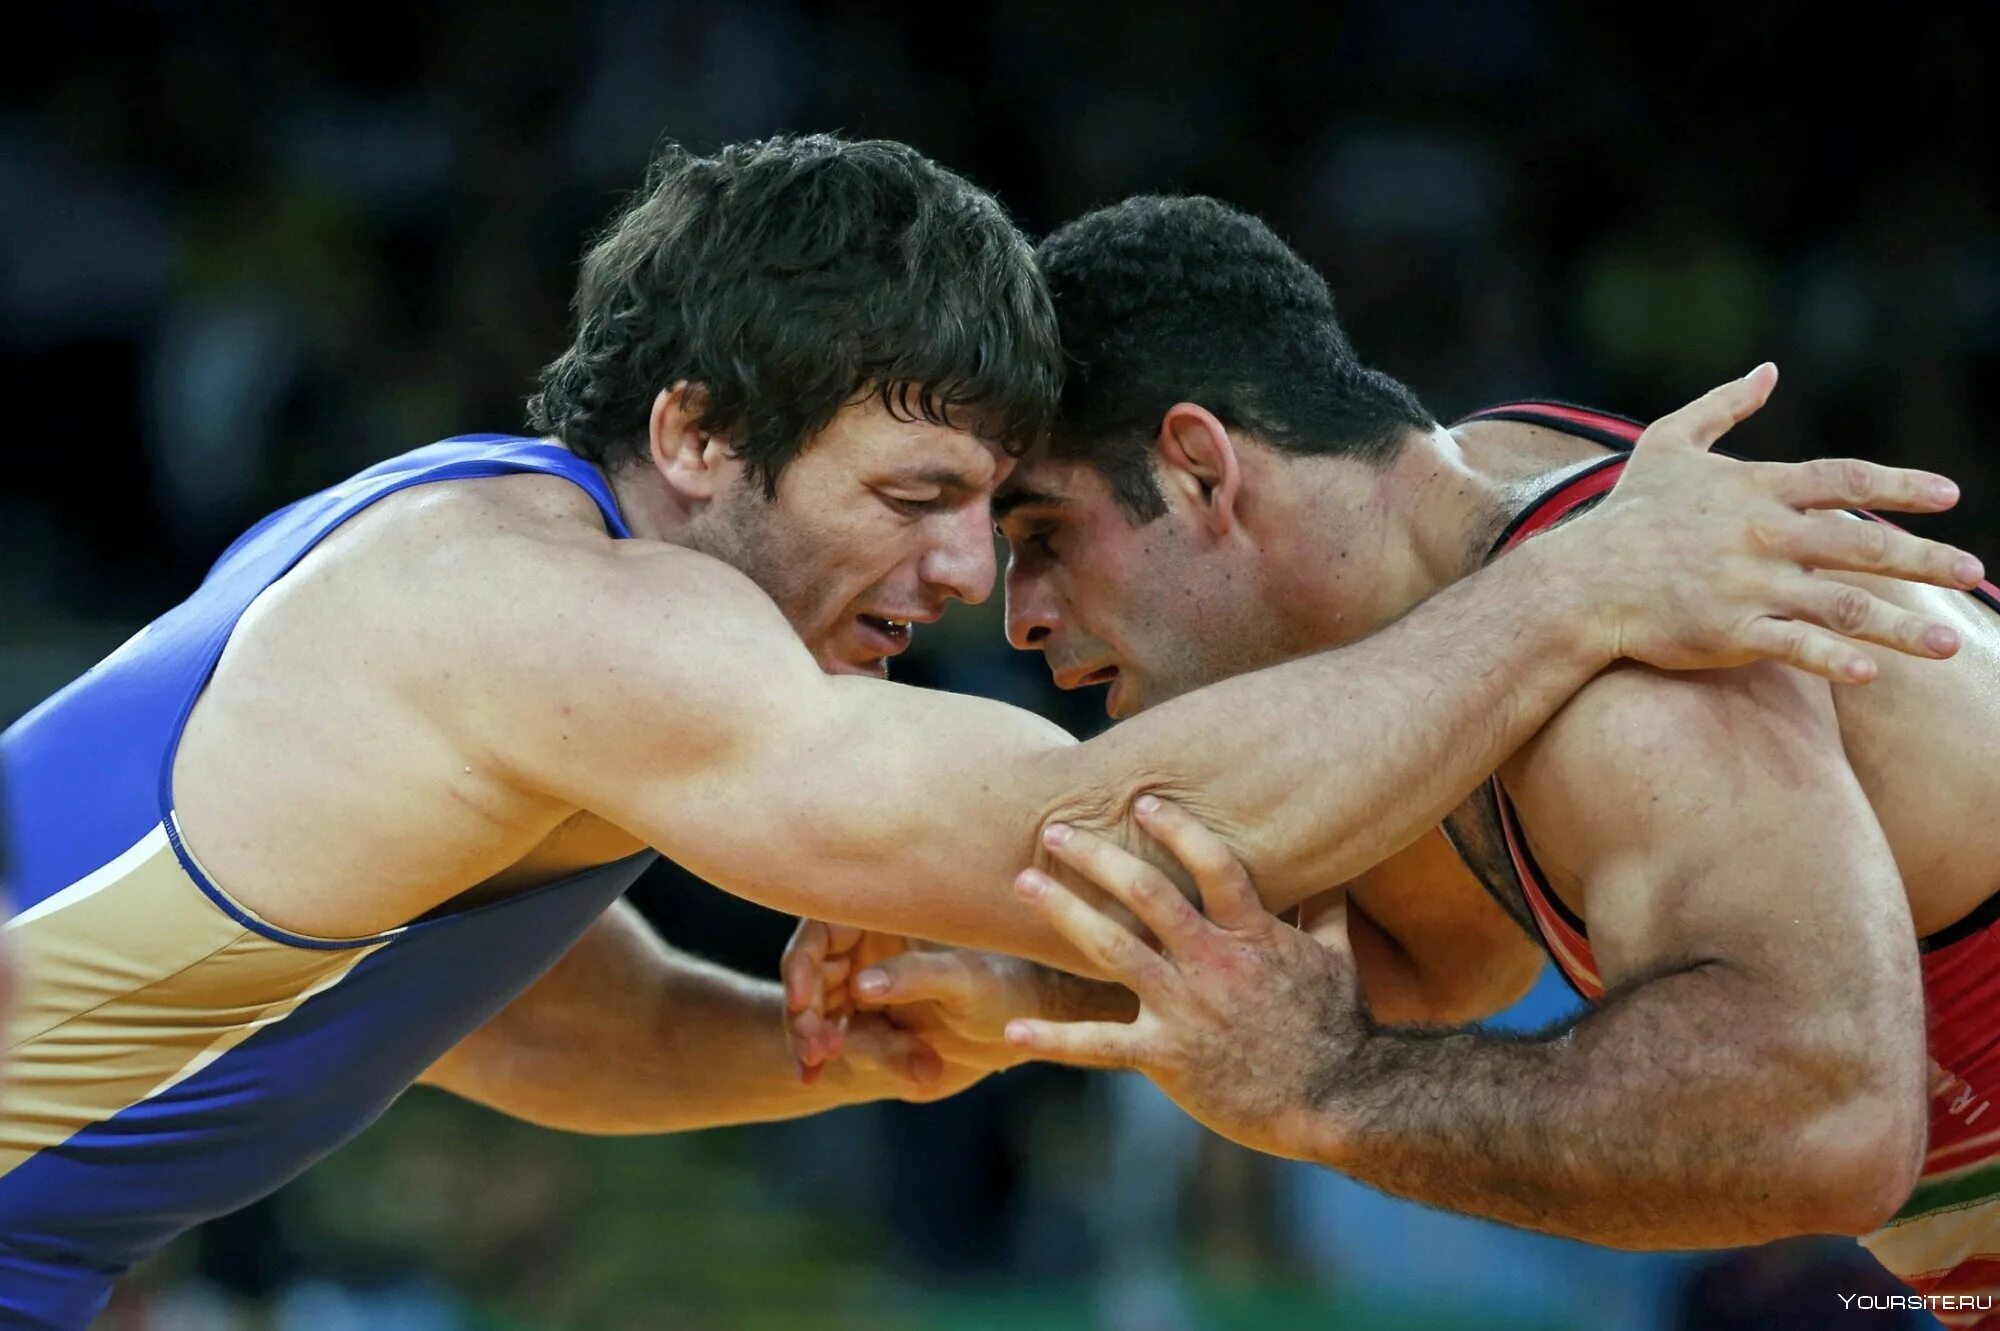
[1005,561,1061,651]
[919,505,998,607]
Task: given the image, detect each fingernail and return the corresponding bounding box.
[1134,794,1160,816]
[1005,1021,1033,1046]
[1927,624,1961,656]
[1847,656,1877,683]
[1015,869,1047,901]
[856,969,890,998]
[1931,478,1962,506]
[1043,823,1072,847]
[1956,555,1984,586]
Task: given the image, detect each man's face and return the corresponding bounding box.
[997,454,1296,718]
[711,396,1012,676]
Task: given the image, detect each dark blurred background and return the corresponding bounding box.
[3,3,1992,1328]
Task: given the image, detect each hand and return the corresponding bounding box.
[1554,363,1982,684]
[1004,797,1371,1161]
[781,919,907,1083]
[852,947,1102,1074]
[829,1010,994,1104]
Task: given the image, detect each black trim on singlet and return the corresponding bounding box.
[1484,452,1628,563]
[1923,887,2000,954]
[1458,400,1648,453]
[1495,787,1591,939]
[1456,399,2000,969]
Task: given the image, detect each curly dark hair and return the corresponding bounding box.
[529,135,1061,494]
[1036,195,1433,520]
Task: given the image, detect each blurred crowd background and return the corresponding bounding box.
[4,2,1994,1328]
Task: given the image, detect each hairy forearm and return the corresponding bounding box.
[423,908,898,1133]
[1295,964,1915,1248]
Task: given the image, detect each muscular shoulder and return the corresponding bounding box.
[1504,660,1843,828]
[1499,660,1865,962]
[274,472,808,767]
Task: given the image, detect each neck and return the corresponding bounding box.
[602,457,709,551]
[1252,429,1516,648]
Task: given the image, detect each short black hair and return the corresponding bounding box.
[1036,195,1432,520]
[530,135,1061,494]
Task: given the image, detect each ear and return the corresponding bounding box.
[649,382,736,503]
[1156,403,1242,537]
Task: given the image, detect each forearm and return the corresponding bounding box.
[1293,965,1912,1248]
[1036,537,1610,910]
[423,908,901,1133]
[731,539,1606,970]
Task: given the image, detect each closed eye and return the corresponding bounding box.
[1000,519,1059,560]
[879,490,945,517]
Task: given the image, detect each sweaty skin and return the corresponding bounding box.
[832,397,2000,1248]
[170,370,1973,1130]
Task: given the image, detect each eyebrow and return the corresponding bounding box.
[992,486,1067,520]
[900,467,983,492]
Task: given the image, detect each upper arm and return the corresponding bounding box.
[1502,661,1922,1037]
[434,539,1094,963]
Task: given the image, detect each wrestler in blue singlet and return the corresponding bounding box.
[0,438,659,1329]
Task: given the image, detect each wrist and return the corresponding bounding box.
[1501,534,1621,672]
[1274,1029,1378,1169]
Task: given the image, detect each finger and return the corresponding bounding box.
[791,1008,832,1068]
[1773,510,1983,590]
[856,951,976,1007]
[1758,457,1964,518]
[1781,574,1962,660]
[1132,796,1266,931]
[843,1014,946,1087]
[782,919,830,1014]
[1040,822,1207,950]
[1017,868,1174,995]
[1736,619,1880,684]
[791,1008,849,1069]
[1003,1017,1151,1070]
[1640,363,1777,455]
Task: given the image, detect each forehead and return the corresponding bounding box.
[820,394,1016,488]
[995,455,1116,513]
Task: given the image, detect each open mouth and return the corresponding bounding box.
[1078,665,1119,687]
[856,614,914,655]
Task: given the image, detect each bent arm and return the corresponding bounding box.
[417,901,945,1132]
[1291,664,1929,1248]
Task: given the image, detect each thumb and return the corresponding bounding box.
[856,951,975,1009]
[1639,363,1778,457]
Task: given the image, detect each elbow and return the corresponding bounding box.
[1786,1086,1928,1237]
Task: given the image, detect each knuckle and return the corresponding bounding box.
[1745,519,1781,554]
[1121,872,1163,908]
[1829,585,1872,634]
[1836,458,1872,505]
[1854,520,1889,565]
